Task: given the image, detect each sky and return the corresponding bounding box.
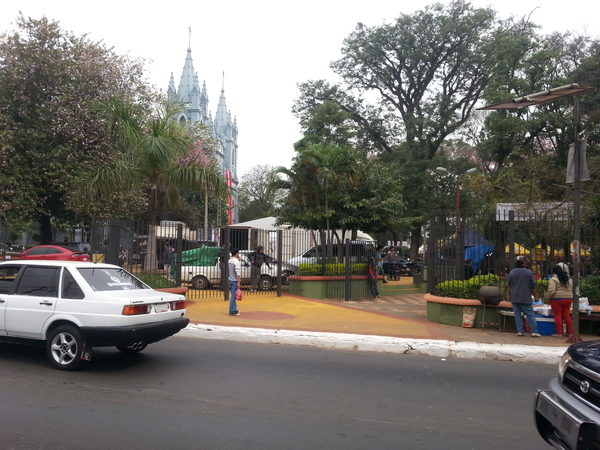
[1,0,599,178]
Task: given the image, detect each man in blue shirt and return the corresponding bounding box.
[507,256,540,337]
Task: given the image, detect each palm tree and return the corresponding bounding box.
[82,97,226,270]
[276,143,358,260]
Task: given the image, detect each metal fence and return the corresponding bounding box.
[79,220,377,301]
[427,208,600,300]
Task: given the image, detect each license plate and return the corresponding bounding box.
[154,303,169,313]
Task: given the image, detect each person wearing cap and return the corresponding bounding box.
[507,256,541,337]
[228,248,241,316]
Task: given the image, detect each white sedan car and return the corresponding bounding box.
[0,260,189,370]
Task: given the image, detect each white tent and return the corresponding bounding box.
[232,216,374,241]
[230,216,374,261]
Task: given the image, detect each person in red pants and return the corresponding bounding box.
[545,264,573,337]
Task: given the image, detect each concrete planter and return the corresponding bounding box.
[424,293,512,328]
[289,275,375,300]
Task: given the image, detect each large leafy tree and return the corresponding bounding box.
[277,143,405,240]
[0,15,151,242]
[276,143,357,234]
[294,1,508,256]
[238,165,284,222]
[330,0,501,159]
[476,30,597,172]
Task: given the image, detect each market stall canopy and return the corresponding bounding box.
[438,230,493,248]
[504,243,529,255]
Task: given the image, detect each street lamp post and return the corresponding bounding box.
[436,167,478,280]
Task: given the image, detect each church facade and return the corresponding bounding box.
[167,45,239,223]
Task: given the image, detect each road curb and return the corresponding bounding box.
[181,324,565,364]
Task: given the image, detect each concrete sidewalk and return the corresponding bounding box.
[181,280,588,365]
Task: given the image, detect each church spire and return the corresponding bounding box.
[167,72,177,102]
[214,70,229,135]
[177,45,196,105]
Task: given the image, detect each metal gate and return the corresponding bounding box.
[426,208,599,298]
[91,221,377,301]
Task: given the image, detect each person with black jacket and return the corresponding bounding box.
[249,245,272,292]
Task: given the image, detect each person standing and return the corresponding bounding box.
[249,245,272,292]
[375,245,388,283]
[545,264,573,337]
[507,256,541,337]
[163,243,174,278]
[228,248,241,316]
[464,259,474,280]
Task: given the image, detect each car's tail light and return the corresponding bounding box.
[171,300,187,310]
[122,304,150,315]
[71,253,90,262]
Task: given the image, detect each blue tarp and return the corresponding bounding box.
[463,230,493,248]
[465,244,495,274]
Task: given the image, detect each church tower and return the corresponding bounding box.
[168,41,239,223]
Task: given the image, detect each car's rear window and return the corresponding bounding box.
[77,268,148,291]
[61,246,80,253]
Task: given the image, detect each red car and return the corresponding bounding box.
[16,245,91,262]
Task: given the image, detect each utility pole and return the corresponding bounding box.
[569,96,582,343]
[479,83,595,343]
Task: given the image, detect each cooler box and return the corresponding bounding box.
[525,313,556,336]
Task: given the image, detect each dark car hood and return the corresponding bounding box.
[569,340,600,373]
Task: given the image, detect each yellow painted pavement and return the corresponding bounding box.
[185,290,447,340]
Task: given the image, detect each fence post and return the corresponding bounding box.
[223,227,230,301]
[105,220,121,266]
[276,230,283,297]
[319,230,327,275]
[90,218,105,262]
[175,223,183,285]
[426,215,437,294]
[344,238,351,301]
[508,210,515,271]
[250,228,258,252]
[456,218,465,280]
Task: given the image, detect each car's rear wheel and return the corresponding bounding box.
[46,325,86,371]
[191,275,209,290]
[116,342,147,354]
[258,275,273,291]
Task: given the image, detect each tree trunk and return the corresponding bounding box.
[410,223,422,260]
[143,186,159,272]
[204,180,209,241]
[39,215,53,244]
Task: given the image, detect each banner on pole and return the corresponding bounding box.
[566,139,590,183]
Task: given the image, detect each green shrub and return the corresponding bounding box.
[135,272,177,289]
[435,274,500,300]
[536,279,549,298]
[581,276,600,305]
[298,263,368,276]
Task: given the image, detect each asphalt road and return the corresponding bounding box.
[0,337,555,450]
